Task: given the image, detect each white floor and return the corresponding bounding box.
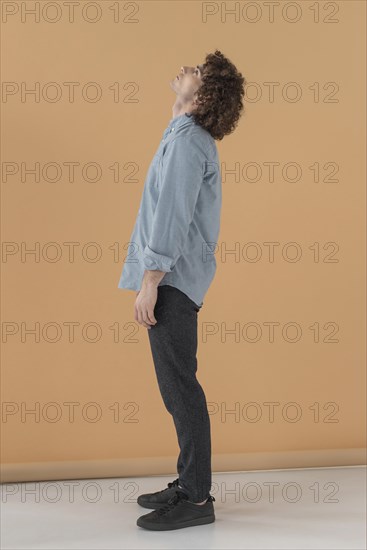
[1,466,366,549]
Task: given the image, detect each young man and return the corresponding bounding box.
[117,50,246,530]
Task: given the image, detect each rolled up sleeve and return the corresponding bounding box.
[143,133,208,272]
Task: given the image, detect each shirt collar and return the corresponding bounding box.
[167,112,194,131]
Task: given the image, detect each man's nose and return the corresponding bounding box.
[180,66,195,75]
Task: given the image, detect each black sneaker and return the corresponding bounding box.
[136,489,216,531]
[137,478,183,509]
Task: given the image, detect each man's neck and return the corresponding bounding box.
[172,99,195,119]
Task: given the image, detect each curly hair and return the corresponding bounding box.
[189,50,246,141]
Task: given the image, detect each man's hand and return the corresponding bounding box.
[134,284,158,329]
[134,269,166,329]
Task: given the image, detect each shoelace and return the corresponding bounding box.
[156,491,216,516]
[156,490,189,516]
[167,478,180,489]
[151,478,180,496]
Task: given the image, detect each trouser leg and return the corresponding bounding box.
[147,284,212,502]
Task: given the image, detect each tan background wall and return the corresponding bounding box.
[1,0,365,483]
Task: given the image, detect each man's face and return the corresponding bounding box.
[170,64,205,103]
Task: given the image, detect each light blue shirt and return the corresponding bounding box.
[117,112,222,308]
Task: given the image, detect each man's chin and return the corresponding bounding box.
[169,82,178,93]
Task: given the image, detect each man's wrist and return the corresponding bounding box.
[141,269,166,289]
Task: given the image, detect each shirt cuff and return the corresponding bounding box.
[143,245,174,272]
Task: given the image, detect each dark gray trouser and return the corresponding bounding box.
[147,284,212,503]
